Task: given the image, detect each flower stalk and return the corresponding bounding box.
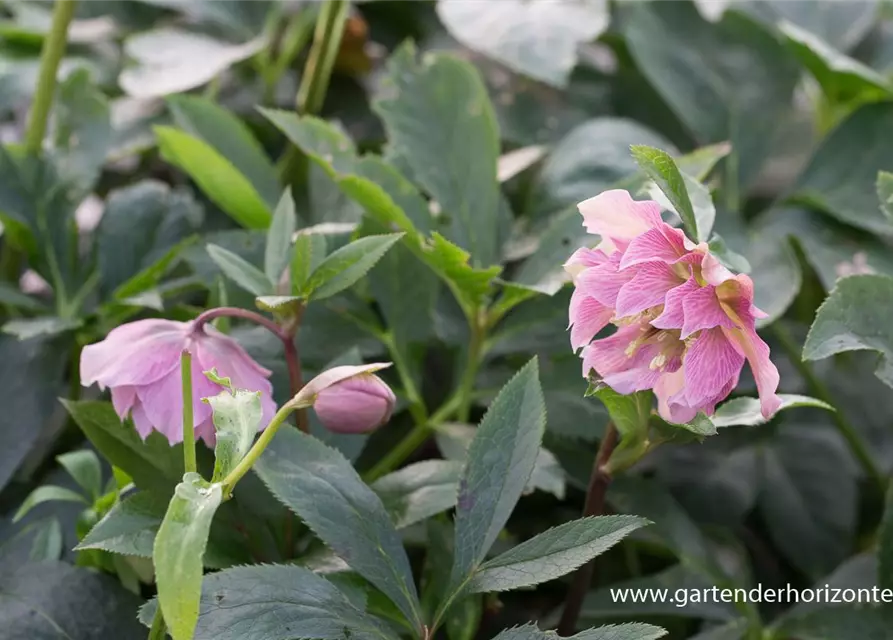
[181,350,196,474]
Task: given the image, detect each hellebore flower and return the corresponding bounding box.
[312,368,396,434]
[81,319,275,445]
[566,189,781,423]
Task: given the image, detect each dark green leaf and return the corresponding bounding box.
[77,491,167,557]
[207,243,274,296]
[13,485,87,522]
[156,125,272,229]
[28,517,62,562]
[154,473,223,640]
[264,191,297,283]
[372,460,463,529]
[53,68,111,193]
[879,171,893,219]
[772,606,893,640]
[449,358,546,594]
[374,44,502,267]
[56,449,102,500]
[306,233,404,301]
[0,282,43,311]
[742,0,878,51]
[255,427,422,631]
[2,317,82,340]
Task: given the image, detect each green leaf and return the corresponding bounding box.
[623,2,798,194]
[264,190,297,283]
[141,564,398,640]
[371,460,463,529]
[712,394,834,428]
[630,145,704,241]
[779,20,892,104]
[707,234,751,274]
[878,171,893,219]
[155,125,272,229]
[291,231,328,294]
[772,606,893,640]
[53,68,111,193]
[2,316,82,340]
[167,94,281,209]
[255,427,422,631]
[436,0,608,88]
[206,243,274,296]
[305,233,404,301]
[206,387,262,482]
[374,44,502,267]
[56,449,102,500]
[0,281,43,310]
[803,274,893,388]
[449,358,546,595]
[13,485,88,522]
[154,473,224,640]
[467,515,648,593]
[880,483,893,590]
[491,623,667,640]
[62,400,183,494]
[77,491,167,557]
[742,0,877,51]
[424,233,502,316]
[29,517,63,562]
[793,103,893,235]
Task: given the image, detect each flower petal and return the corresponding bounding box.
[130,402,154,440]
[618,225,687,270]
[575,257,634,308]
[722,325,782,418]
[578,189,662,252]
[111,385,137,419]
[682,328,744,408]
[615,262,683,318]
[681,285,737,339]
[584,324,663,394]
[564,247,608,280]
[652,278,700,330]
[568,289,613,350]
[655,370,698,424]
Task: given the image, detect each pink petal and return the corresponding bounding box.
[568,289,613,350]
[618,225,687,270]
[701,252,735,287]
[584,324,662,394]
[652,278,700,330]
[682,328,745,408]
[655,370,698,424]
[578,190,662,252]
[564,247,608,280]
[130,402,154,440]
[80,319,187,388]
[722,325,782,419]
[575,256,634,308]
[681,285,737,339]
[615,263,683,318]
[111,385,137,419]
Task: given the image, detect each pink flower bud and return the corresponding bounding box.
[313,373,396,434]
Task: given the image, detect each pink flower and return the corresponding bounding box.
[313,371,396,434]
[566,189,781,423]
[80,319,276,445]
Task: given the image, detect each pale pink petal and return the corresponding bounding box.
[586,324,662,394]
[652,278,700,330]
[701,252,735,287]
[564,247,608,280]
[575,257,634,308]
[568,288,613,350]
[681,285,737,339]
[135,369,186,444]
[80,319,187,388]
[722,325,782,418]
[655,370,698,424]
[130,402,153,440]
[578,190,662,251]
[615,263,683,318]
[111,385,137,419]
[194,418,217,447]
[618,225,687,270]
[682,328,744,408]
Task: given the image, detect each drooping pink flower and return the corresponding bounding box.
[80,319,276,445]
[313,372,396,434]
[566,189,781,422]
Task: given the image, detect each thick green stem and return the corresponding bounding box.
[456,318,486,423]
[26,0,77,154]
[181,350,196,474]
[147,607,166,640]
[773,324,886,490]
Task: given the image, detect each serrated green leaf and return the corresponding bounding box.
[154,473,223,640]
[371,460,463,529]
[631,145,704,241]
[425,233,502,315]
[155,125,272,229]
[803,274,893,388]
[291,231,329,295]
[374,43,502,267]
[13,485,88,522]
[305,233,404,301]
[77,491,167,557]
[468,515,648,593]
[167,94,281,209]
[207,243,274,296]
[206,388,262,482]
[56,449,102,500]
[140,564,398,640]
[254,427,422,631]
[712,394,834,428]
[264,190,297,283]
[448,358,546,597]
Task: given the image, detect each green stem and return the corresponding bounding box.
[147,606,166,640]
[382,331,426,424]
[364,395,460,482]
[772,324,886,490]
[181,350,196,474]
[456,318,486,423]
[221,401,303,495]
[25,0,77,155]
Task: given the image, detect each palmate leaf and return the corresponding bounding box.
[254,427,423,632]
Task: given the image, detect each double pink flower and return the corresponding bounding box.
[566,189,781,424]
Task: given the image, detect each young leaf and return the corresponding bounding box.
[371,460,463,529]
[56,450,102,500]
[154,473,223,640]
[77,491,167,557]
[291,231,328,294]
[264,191,297,283]
[254,427,422,631]
[13,485,88,522]
[630,145,705,241]
[448,358,546,597]
[467,515,649,593]
[206,243,274,296]
[305,233,404,301]
[155,126,273,229]
[803,274,893,388]
[711,394,834,428]
[205,387,262,482]
[424,233,502,316]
